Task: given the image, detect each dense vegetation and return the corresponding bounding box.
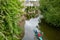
[39,0,60,27]
[25,6,39,19]
[0,0,24,40]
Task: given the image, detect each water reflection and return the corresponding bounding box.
[22,16,40,40]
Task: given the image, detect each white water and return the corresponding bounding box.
[22,16,41,40]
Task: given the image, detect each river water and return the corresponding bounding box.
[22,15,60,40]
[22,16,40,40]
[40,22,60,40]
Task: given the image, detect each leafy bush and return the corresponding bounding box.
[0,0,24,40]
[25,6,39,19]
[39,0,60,27]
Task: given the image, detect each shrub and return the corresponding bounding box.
[39,0,60,27]
[0,0,24,40]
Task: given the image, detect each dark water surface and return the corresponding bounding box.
[39,22,60,40]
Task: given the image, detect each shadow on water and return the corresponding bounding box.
[39,20,60,40]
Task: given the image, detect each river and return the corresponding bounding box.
[39,21,60,40]
[22,16,40,40]
[22,15,60,40]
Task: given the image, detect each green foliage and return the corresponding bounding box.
[25,6,39,19]
[0,0,24,40]
[39,0,60,27]
[25,6,38,13]
[25,13,37,20]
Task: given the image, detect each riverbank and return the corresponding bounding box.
[18,15,27,40]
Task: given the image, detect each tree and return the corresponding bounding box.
[39,0,60,27]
